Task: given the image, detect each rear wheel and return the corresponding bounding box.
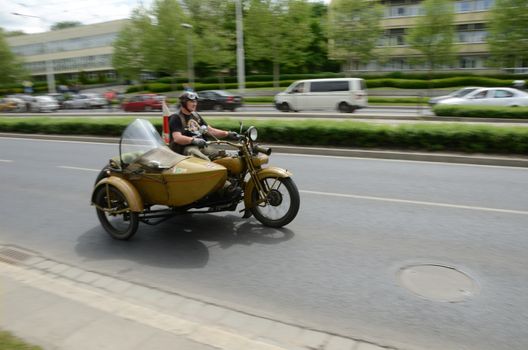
[338,102,352,113]
[250,177,300,228]
[94,185,139,240]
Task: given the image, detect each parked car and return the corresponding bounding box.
[63,93,106,109]
[436,87,528,107]
[47,93,69,109]
[7,94,34,111]
[428,87,482,106]
[121,94,165,112]
[196,90,243,112]
[29,96,59,112]
[0,97,25,112]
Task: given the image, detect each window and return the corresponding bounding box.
[310,81,349,92]
[473,90,488,99]
[494,90,514,98]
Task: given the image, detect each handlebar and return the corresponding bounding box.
[253,145,272,155]
[205,140,271,155]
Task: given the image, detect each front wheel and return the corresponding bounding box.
[94,185,139,240]
[280,102,291,112]
[250,177,300,228]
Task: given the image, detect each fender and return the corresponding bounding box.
[92,176,144,212]
[243,167,292,209]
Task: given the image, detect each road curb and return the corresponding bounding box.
[2,132,526,168]
[0,245,396,350]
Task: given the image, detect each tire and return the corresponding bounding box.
[250,177,300,228]
[94,166,110,185]
[338,102,351,113]
[94,185,139,240]
[213,104,224,112]
[280,102,291,112]
[145,106,152,112]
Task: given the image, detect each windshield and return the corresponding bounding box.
[119,119,166,165]
[452,88,478,98]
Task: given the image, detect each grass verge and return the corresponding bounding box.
[0,330,42,350]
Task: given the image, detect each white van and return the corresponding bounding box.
[274,78,367,113]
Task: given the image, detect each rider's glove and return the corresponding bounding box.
[191,137,207,147]
[227,131,241,140]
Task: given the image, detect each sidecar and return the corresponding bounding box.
[91,119,228,239]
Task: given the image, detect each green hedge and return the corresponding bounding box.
[0,117,527,155]
[433,105,528,118]
[366,77,513,89]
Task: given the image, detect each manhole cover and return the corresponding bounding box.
[398,264,478,302]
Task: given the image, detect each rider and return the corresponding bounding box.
[169,91,239,160]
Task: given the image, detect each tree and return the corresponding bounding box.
[183,0,237,78]
[0,28,26,84]
[328,0,384,73]
[112,8,153,82]
[406,0,455,72]
[305,2,339,73]
[51,21,82,31]
[146,0,189,78]
[245,0,314,86]
[487,0,528,69]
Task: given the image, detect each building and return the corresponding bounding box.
[345,0,496,73]
[6,19,128,90]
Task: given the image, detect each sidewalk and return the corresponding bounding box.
[0,245,394,350]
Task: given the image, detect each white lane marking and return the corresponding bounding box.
[301,190,528,216]
[0,136,116,146]
[0,159,13,162]
[57,165,528,215]
[58,166,99,172]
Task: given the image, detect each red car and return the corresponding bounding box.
[122,94,165,112]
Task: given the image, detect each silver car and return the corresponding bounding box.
[63,93,106,109]
[436,87,528,107]
[30,96,59,112]
[428,87,482,106]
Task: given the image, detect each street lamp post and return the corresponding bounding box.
[235,0,246,94]
[181,23,194,86]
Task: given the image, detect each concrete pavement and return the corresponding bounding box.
[0,244,393,350]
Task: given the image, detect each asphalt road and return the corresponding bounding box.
[1,136,527,350]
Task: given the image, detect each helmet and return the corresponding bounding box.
[179,91,199,104]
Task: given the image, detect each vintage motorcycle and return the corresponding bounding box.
[91,118,300,240]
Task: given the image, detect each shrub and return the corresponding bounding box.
[433,105,528,118]
[1,117,527,155]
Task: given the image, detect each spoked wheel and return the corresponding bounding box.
[94,185,139,240]
[250,177,300,228]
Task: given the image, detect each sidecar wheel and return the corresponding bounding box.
[94,185,139,240]
[250,177,300,228]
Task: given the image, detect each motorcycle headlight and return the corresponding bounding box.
[247,126,258,141]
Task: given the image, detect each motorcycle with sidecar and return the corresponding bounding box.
[91,118,300,240]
